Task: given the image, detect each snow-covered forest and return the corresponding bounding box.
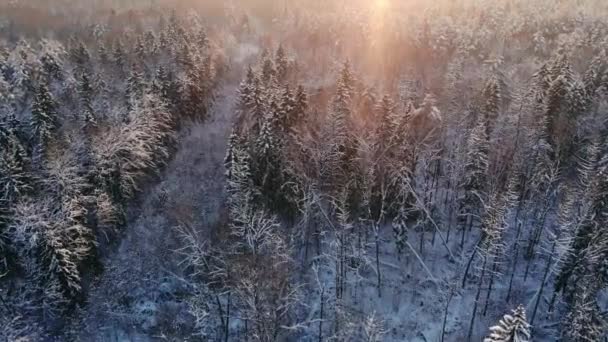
[1,0,607,341]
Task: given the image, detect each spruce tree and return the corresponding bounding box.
[78,71,96,129]
[98,42,109,64]
[392,210,408,255]
[135,35,146,61]
[292,85,308,126]
[254,101,284,203]
[481,76,501,138]
[40,52,62,80]
[562,289,605,342]
[112,39,125,70]
[224,128,241,180]
[458,117,489,236]
[483,305,531,342]
[279,85,296,132]
[583,50,606,97]
[261,55,276,85]
[144,31,158,55]
[237,67,256,111]
[31,83,59,148]
[374,94,397,153]
[70,40,90,67]
[0,132,32,200]
[275,44,288,82]
[125,67,144,111]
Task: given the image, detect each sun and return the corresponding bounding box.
[375,0,389,11]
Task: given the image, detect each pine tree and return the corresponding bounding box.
[279,85,296,132]
[483,305,531,342]
[562,289,605,342]
[226,133,255,208]
[112,39,125,70]
[544,54,587,161]
[253,100,284,205]
[196,28,208,51]
[458,117,489,236]
[275,44,288,82]
[261,55,276,85]
[392,210,408,255]
[554,134,608,301]
[237,67,256,111]
[224,127,241,180]
[70,40,90,67]
[78,71,96,130]
[292,85,308,126]
[40,196,93,300]
[374,94,397,153]
[97,42,109,64]
[482,76,501,138]
[144,31,158,55]
[135,35,146,61]
[40,52,62,80]
[31,83,59,148]
[153,66,177,107]
[125,67,144,111]
[245,74,267,136]
[0,132,32,200]
[583,50,606,97]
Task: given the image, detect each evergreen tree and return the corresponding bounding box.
[275,44,288,82]
[125,67,144,111]
[292,85,308,126]
[135,35,146,61]
[253,101,285,206]
[31,83,59,148]
[97,42,109,64]
[78,71,96,129]
[583,50,606,97]
[144,31,158,55]
[392,210,408,255]
[554,134,608,300]
[112,39,125,70]
[224,127,242,180]
[483,305,531,342]
[0,132,32,200]
[70,40,90,67]
[245,74,267,136]
[153,66,177,107]
[458,117,489,230]
[374,94,397,153]
[481,76,501,138]
[279,85,296,132]
[196,28,208,51]
[237,67,256,112]
[40,52,62,80]
[562,289,605,342]
[261,55,276,85]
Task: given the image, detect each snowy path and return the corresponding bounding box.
[72,81,240,341]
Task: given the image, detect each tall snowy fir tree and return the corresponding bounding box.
[31,83,59,150]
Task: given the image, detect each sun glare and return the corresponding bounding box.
[375,0,389,11]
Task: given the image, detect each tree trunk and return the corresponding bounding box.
[318,287,324,342]
[506,221,522,303]
[441,289,454,342]
[482,258,498,316]
[376,226,381,297]
[225,292,231,342]
[462,237,481,288]
[531,241,556,325]
[467,255,488,342]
